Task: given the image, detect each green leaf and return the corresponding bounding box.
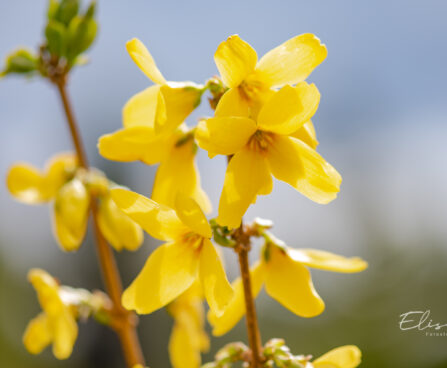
[66,15,97,62]
[1,48,38,78]
[45,20,68,57]
[47,0,60,20]
[55,0,79,25]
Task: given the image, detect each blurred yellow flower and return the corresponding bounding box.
[214,34,327,115]
[196,85,340,229]
[208,243,367,336]
[168,282,209,368]
[111,189,233,316]
[98,125,211,212]
[312,345,362,368]
[23,269,78,360]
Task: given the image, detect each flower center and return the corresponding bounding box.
[247,130,274,153]
[182,232,204,251]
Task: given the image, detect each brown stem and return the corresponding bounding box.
[55,80,145,367]
[234,225,263,367]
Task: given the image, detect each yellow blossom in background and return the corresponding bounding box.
[111,189,233,316]
[208,241,367,336]
[311,345,362,368]
[23,269,78,360]
[196,84,340,229]
[98,125,211,212]
[214,34,327,116]
[168,282,209,368]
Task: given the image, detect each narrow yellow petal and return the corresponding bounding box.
[122,241,199,314]
[122,85,163,129]
[45,153,78,195]
[199,239,233,316]
[174,194,211,238]
[152,138,211,214]
[110,188,187,242]
[217,148,272,229]
[208,261,265,336]
[195,117,256,157]
[23,313,52,355]
[289,249,368,273]
[313,345,362,368]
[52,179,89,252]
[266,136,341,204]
[291,120,319,149]
[52,311,78,359]
[7,164,49,203]
[265,246,325,317]
[215,87,250,118]
[169,322,202,368]
[256,33,327,87]
[126,38,166,84]
[214,35,258,88]
[98,126,170,165]
[97,195,144,252]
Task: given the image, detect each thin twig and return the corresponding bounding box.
[55,79,145,367]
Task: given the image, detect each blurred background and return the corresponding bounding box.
[1,0,447,367]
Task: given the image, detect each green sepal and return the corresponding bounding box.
[55,0,80,26]
[66,5,97,63]
[0,48,39,78]
[45,20,68,57]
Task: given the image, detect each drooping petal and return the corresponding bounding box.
[51,310,78,360]
[266,136,341,204]
[111,188,187,241]
[126,38,166,84]
[215,87,250,118]
[265,246,325,317]
[122,241,199,314]
[217,148,272,229]
[52,178,89,252]
[195,117,256,157]
[199,239,234,316]
[122,85,163,129]
[23,313,52,355]
[97,126,170,165]
[313,346,362,368]
[289,249,368,273]
[257,85,304,135]
[7,164,50,203]
[255,33,327,87]
[214,35,258,88]
[169,321,202,368]
[152,138,211,214]
[290,120,318,149]
[97,195,144,251]
[174,194,211,238]
[208,261,265,336]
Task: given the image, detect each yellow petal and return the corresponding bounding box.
[51,310,78,359]
[214,35,258,88]
[265,246,325,317]
[28,269,62,315]
[195,117,256,157]
[266,136,341,204]
[126,38,166,84]
[152,138,211,214]
[45,153,78,194]
[53,179,89,251]
[199,239,233,316]
[208,261,265,336]
[97,195,144,251]
[111,188,187,241]
[217,148,272,229]
[169,322,202,368]
[256,33,327,87]
[7,164,49,203]
[23,313,52,355]
[289,249,368,273]
[257,85,304,135]
[174,194,211,238]
[313,346,362,368]
[291,120,318,149]
[122,241,199,314]
[98,126,171,165]
[215,87,250,118]
[122,85,164,129]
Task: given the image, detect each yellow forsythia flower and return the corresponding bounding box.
[6,153,90,251]
[196,84,340,229]
[214,34,327,115]
[168,282,209,368]
[312,345,362,368]
[98,125,211,212]
[23,269,78,360]
[111,188,233,316]
[208,243,367,336]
